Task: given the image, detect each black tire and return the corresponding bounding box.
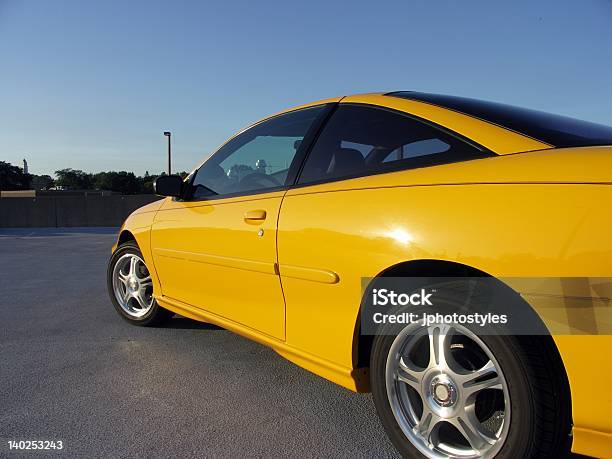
[107,241,174,326]
[371,329,572,459]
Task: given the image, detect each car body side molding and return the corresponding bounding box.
[278,264,340,284]
[154,248,276,276]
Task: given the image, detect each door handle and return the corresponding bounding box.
[244,210,267,222]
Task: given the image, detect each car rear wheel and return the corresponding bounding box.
[107,241,173,326]
[371,324,572,458]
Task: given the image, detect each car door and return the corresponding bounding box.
[150,104,329,340]
[277,102,489,364]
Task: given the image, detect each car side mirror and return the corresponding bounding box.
[153,175,184,198]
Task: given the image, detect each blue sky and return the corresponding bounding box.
[1,0,611,176]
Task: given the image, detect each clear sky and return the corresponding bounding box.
[1,0,611,177]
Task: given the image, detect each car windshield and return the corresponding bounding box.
[388,91,612,148]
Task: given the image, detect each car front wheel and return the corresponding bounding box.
[107,241,173,326]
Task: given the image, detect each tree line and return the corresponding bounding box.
[0,161,187,194]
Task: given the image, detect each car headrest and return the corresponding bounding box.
[199,164,226,180]
[326,148,365,177]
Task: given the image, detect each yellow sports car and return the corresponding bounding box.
[107,92,612,458]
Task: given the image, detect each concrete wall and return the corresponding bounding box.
[0,190,36,198]
[0,195,161,228]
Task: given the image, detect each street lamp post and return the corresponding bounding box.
[163,131,171,175]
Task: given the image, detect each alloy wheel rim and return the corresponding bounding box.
[385,323,510,458]
[112,253,154,318]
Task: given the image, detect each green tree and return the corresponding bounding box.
[31,174,55,190]
[92,171,139,194]
[42,167,169,194]
[139,171,159,193]
[54,169,93,189]
[0,161,32,190]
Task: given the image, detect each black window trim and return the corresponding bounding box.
[180,103,336,203]
[290,102,496,191]
[284,103,338,186]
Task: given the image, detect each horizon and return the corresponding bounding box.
[2,0,612,176]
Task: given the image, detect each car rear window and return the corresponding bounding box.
[388,91,612,148]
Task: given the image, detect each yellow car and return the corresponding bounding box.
[107,92,612,458]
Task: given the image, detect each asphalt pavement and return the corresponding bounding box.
[0,228,399,458]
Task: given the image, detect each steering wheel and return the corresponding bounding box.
[239,172,280,189]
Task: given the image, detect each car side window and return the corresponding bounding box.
[297,105,489,185]
[189,105,326,199]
